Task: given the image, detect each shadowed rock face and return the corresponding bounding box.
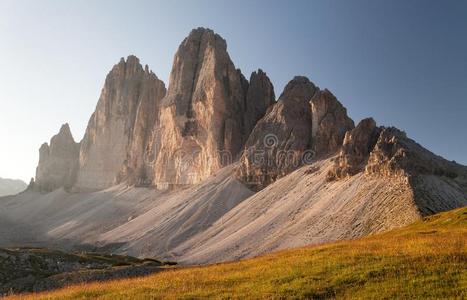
[152,28,273,188]
[74,56,166,191]
[327,118,381,180]
[311,89,354,156]
[35,124,80,192]
[237,76,317,189]
[236,76,354,190]
[243,69,276,141]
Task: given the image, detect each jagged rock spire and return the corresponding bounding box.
[153,28,274,188]
[35,123,80,192]
[74,56,166,191]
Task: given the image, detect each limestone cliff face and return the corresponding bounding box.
[327,118,381,180]
[153,28,272,188]
[311,89,354,156]
[243,69,275,140]
[365,127,467,180]
[74,56,166,191]
[237,76,317,189]
[117,66,167,186]
[328,119,467,190]
[35,124,80,192]
[236,76,354,190]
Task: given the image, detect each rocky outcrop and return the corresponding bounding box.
[365,127,466,180]
[243,69,275,140]
[311,89,354,156]
[152,28,272,188]
[117,65,167,186]
[34,124,80,192]
[237,76,317,189]
[328,119,467,187]
[327,118,381,179]
[74,56,166,191]
[237,76,354,190]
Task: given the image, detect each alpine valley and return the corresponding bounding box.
[1,28,466,296]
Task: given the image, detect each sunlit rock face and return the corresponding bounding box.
[152,28,274,188]
[35,124,80,192]
[74,56,166,191]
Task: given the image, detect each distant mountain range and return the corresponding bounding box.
[0,28,465,264]
[0,178,26,197]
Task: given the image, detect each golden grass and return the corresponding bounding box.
[7,207,467,299]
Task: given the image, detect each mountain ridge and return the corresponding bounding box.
[0,178,27,197]
[3,27,465,265]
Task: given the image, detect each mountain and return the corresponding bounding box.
[34,123,79,192]
[153,28,273,188]
[1,27,466,265]
[8,207,466,299]
[74,56,166,191]
[0,178,26,197]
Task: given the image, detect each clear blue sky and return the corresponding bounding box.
[0,0,466,182]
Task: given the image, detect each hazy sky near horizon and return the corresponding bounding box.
[0,0,466,182]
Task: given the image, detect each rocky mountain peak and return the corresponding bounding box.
[58,123,72,135]
[236,76,317,190]
[153,28,271,188]
[279,76,316,103]
[327,117,381,180]
[74,55,166,191]
[236,74,355,189]
[310,89,355,155]
[243,69,276,142]
[35,124,80,192]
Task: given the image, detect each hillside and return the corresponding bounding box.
[0,178,26,197]
[0,248,171,295]
[7,206,466,299]
[1,156,465,264]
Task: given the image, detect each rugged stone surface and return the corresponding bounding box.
[74,56,166,191]
[153,28,271,188]
[237,76,317,189]
[34,124,80,192]
[327,118,381,179]
[0,247,164,295]
[328,120,467,202]
[33,29,275,191]
[365,127,467,180]
[117,65,167,186]
[311,89,354,156]
[237,76,355,190]
[243,69,275,139]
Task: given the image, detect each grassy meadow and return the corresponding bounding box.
[7,207,467,299]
